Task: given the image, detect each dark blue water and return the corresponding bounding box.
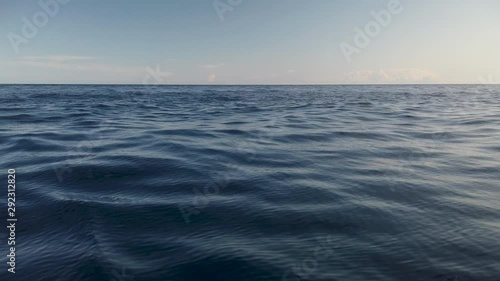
[1,84,499,281]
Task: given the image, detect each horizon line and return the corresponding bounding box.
[1,83,498,86]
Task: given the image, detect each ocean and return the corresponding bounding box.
[1,84,499,281]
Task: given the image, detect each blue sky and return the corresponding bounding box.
[1,0,499,84]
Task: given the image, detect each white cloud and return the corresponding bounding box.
[344,69,441,84]
[286,69,296,74]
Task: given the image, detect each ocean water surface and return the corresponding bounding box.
[1,84,499,281]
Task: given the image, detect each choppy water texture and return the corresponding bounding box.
[1,84,500,281]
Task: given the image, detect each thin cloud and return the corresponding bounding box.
[9,56,154,75]
[199,63,225,69]
[18,56,97,63]
[344,69,441,84]
[207,73,216,82]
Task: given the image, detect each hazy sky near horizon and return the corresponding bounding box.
[1,0,499,84]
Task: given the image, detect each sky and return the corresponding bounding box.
[0,0,499,84]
